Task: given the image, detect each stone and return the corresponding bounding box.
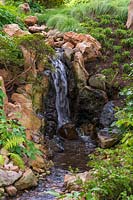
[73,51,89,89]
[64,171,92,191]
[100,101,116,128]
[58,123,78,140]
[89,74,106,90]
[62,42,74,49]
[64,32,101,53]
[98,128,120,148]
[77,86,108,124]
[0,69,12,81]
[24,16,38,26]
[15,169,38,190]
[19,3,30,14]
[30,156,47,173]
[28,25,47,33]
[63,47,74,63]
[0,169,22,187]
[11,93,41,140]
[5,186,17,197]
[80,123,96,139]
[3,24,29,37]
[126,0,133,30]
[76,41,101,61]
[4,163,19,172]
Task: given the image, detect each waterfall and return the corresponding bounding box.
[51,50,70,128]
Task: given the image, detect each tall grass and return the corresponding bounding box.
[46,14,82,32]
[38,0,130,32]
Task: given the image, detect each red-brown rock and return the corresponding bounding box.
[24,16,38,26]
[126,0,133,29]
[3,24,29,37]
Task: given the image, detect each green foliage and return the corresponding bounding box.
[8,153,25,169]
[0,155,5,166]
[0,34,24,69]
[114,87,133,147]
[121,38,133,48]
[46,14,81,32]
[17,33,54,68]
[0,89,41,168]
[0,5,25,30]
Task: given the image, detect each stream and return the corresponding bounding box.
[10,137,96,200]
[8,50,96,200]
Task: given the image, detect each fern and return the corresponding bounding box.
[4,136,25,150]
[0,155,4,166]
[8,153,25,169]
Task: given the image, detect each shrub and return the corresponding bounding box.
[0,5,25,30]
[0,33,24,69]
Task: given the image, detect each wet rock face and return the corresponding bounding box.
[58,123,78,140]
[43,76,58,138]
[100,101,116,128]
[76,86,108,125]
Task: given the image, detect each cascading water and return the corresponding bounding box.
[51,50,70,129]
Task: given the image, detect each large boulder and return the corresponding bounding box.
[58,123,78,140]
[64,32,101,61]
[126,0,133,30]
[73,51,89,89]
[11,93,42,140]
[100,101,116,128]
[0,169,22,187]
[64,171,92,191]
[89,74,106,90]
[98,128,121,148]
[77,86,108,124]
[3,24,29,37]
[15,169,38,190]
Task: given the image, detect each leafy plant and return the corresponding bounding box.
[0,89,41,168]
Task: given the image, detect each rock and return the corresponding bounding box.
[89,74,106,90]
[63,32,101,60]
[15,169,38,190]
[5,186,17,197]
[3,24,29,37]
[62,42,74,49]
[126,0,133,30]
[77,86,108,124]
[0,69,12,81]
[18,3,30,14]
[4,163,19,172]
[76,41,101,61]
[63,47,74,64]
[28,25,47,33]
[98,128,120,148]
[0,169,22,187]
[24,16,38,26]
[11,93,42,140]
[47,29,63,40]
[0,188,5,196]
[73,51,89,89]
[100,101,116,128]
[64,171,92,191]
[30,156,47,173]
[80,123,96,139]
[58,123,78,140]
